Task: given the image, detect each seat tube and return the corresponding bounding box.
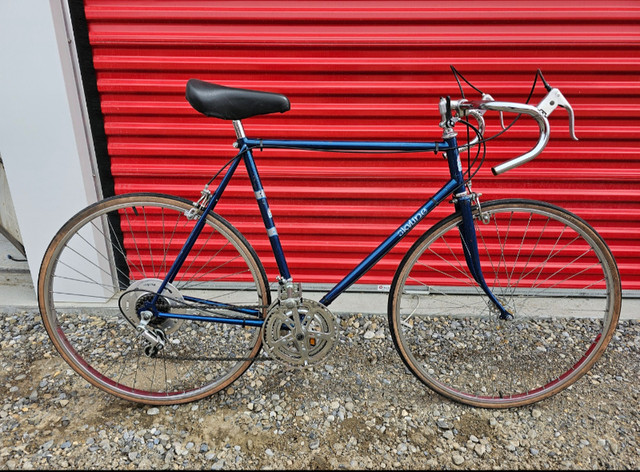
[235,121,292,280]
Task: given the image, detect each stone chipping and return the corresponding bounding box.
[1,310,639,470]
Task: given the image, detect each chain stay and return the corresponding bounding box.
[122,287,271,362]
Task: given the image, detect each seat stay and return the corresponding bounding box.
[150,155,243,305]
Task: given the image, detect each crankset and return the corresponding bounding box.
[262,281,338,367]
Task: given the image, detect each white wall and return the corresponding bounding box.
[0,1,98,287]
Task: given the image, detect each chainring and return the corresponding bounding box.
[262,298,338,367]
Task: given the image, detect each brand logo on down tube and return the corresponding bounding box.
[399,208,428,236]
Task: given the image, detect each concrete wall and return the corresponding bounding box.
[0,157,24,254]
[0,1,99,287]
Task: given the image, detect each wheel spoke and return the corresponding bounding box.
[390,200,620,408]
[39,194,269,404]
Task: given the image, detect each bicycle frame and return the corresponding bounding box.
[41,75,619,408]
[149,120,511,325]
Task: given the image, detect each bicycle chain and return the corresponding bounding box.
[122,287,272,363]
[159,354,272,362]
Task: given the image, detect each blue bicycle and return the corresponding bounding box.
[38,69,621,408]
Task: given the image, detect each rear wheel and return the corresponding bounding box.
[388,199,621,408]
[38,193,270,404]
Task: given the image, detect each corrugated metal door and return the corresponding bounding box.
[72,0,640,291]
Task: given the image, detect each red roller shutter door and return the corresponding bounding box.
[78,0,640,291]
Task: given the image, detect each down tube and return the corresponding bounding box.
[319,178,459,307]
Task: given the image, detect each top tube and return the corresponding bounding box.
[242,138,451,153]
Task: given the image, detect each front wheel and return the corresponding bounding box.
[388,199,621,408]
[38,193,270,404]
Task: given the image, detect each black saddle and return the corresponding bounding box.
[186,79,290,121]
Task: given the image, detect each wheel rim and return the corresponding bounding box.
[39,195,269,403]
[391,201,620,407]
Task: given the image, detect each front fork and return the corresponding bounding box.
[440,97,513,321]
[456,190,514,320]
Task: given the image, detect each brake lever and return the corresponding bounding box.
[537,88,578,141]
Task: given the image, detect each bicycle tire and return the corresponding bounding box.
[38,193,270,404]
[388,199,621,408]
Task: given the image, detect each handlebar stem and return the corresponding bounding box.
[439,97,458,139]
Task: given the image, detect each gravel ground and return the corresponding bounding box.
[1,309,639,470]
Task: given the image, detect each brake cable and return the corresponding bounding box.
[449,66,551,181]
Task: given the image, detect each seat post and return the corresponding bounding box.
[232,120,246,140]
